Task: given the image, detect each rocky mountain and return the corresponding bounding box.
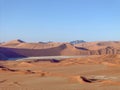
[70,40,86,45]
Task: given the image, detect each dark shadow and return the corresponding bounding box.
[80,76,100,83]
[26,59,61,63]
[0,47,26,59]
[75,47,89,50]
[0,46,62,59]
[50,59,60,63]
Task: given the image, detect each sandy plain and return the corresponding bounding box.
[0,55,120,90]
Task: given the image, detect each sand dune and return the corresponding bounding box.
[1,40,120,60]
[0,43,89,59]
[0,40,120,90]
[61,55,120,66]
[15,42,62,49]
[1,39,24,47]
[1,40,62,49]
[75,41,120,50]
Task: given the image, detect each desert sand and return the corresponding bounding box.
[0,40,120,90]
[0,55,120,90]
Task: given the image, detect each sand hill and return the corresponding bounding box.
[1,39,24,47]
[0,43,89,59]
[1,40,120,59]
[75,41,120,50]
[15,42,62,49]
[0,40,62,49]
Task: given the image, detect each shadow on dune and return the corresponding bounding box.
[0,47,26,60]
[75,47,89,50]
[0,46,63,59]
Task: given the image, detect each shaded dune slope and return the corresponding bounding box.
[0,43,89,59]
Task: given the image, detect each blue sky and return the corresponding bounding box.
[0,0,120,42]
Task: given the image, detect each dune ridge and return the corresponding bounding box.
[1,40,120,60]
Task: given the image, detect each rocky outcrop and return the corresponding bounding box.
[70,40,86,45]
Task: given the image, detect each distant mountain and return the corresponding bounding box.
[70,40,86,44]
[38,42,47,44]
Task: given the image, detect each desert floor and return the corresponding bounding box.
[0,55,120,90]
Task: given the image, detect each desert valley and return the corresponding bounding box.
[0,40,120,90]
[1,0,120,89]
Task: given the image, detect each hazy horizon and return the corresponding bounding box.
[1,0,120,42]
